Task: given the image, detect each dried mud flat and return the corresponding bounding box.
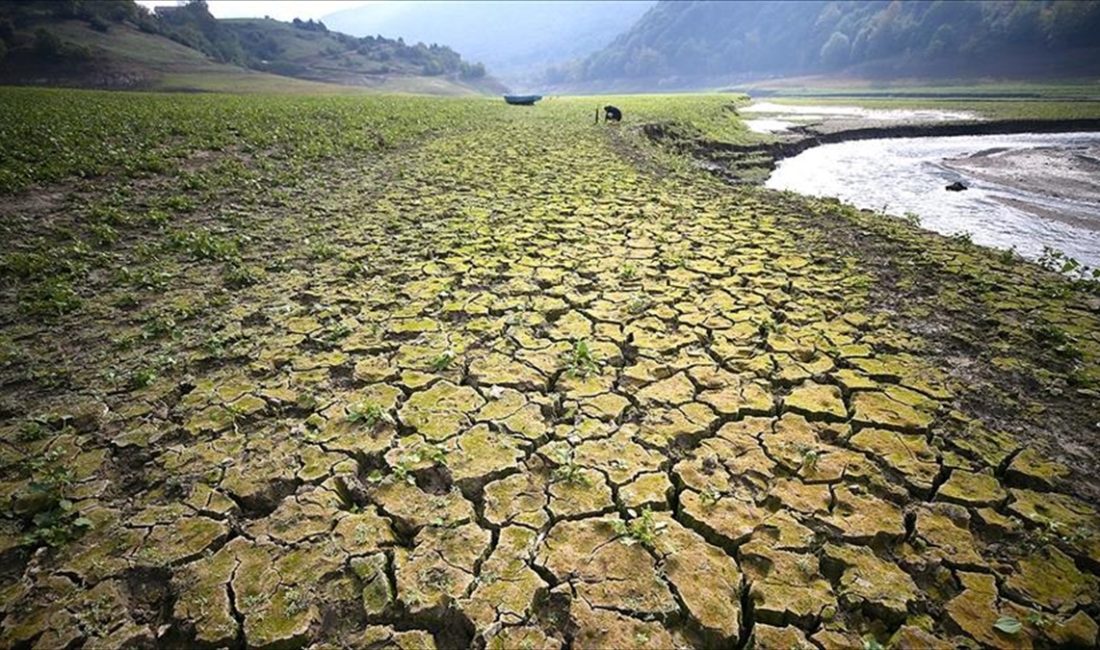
[1,92,1100,649]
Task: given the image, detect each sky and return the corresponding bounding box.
[136,1,374,22]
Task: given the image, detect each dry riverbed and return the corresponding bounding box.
[0,90,1099,649]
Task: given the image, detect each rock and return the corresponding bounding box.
[825,485,906,542]
[1004,447,1071,490]
[741,540,835,628]
[569,596,676,649]
[849,427,940,495]
[752,624,812,648]
[946,181,968,192]
[1004,545,1097,613]
[784,381,847,421]
[945,571,1034,649]
[1045,611,1099,647]
[351,553,394,618]
[851,390,933,432]
[395,522,490,617]
[463,526,547,629]
[936,470,1007,507]
[398,380,485,441]
[651,514,742,643]
[822,543,919,623]
[535,518,677,617]
[446,424,525,492]
[483,471,549,529]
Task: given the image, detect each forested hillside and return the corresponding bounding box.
[569,0,1100,86]
[0,0,497,93]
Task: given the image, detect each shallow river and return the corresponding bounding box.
[766,132,1100,268]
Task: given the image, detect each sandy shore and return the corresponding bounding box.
[943,143,1100,232]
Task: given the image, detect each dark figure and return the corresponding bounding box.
[604,105,622,122]
[945,181,968,192]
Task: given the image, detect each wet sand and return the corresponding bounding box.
[944,144,1100,232]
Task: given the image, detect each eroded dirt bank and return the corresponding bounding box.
[1,96,1099,649]
[645,117,1100,185]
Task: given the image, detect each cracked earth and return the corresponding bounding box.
[1,94,1099,649]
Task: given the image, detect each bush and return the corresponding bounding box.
[89,15,110,33]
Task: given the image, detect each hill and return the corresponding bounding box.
[0,0,502,95]
[569,0,1100,90]
[323,0,655,88]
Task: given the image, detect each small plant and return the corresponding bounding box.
[19,277,81,317]
[346,402,391,428]
[167,228,240,261]
[283,588,310,616]
[699,486,721,507]
[391,459,416,485]
[899,212,921,227]
[89,222,118,247]
[141,313,177,340]
[307,240,338,261]
[17,419,51,443]
[431,350,455,371]
[19,450,92,547]
[797,445,820,472]
[611,508,664,548]
[565,340,599,377]
[950,230,974,246]
[550,447,589,486]
[129,366,158,389]
[993,616,1022,635]
[861,637,885,650]
[627,295,650,315]
[619,263,638,281]
[223,262,261,288]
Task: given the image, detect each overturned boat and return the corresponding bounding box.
[504,94,542,106]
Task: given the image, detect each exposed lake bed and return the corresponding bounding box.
[735,102,1100,268]
[766,131,1100,267]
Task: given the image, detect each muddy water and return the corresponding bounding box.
[766,132,1100,268]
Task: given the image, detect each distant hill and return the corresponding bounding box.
[323,0,656,88]
[569,0,1100,90]
[0,0,503,95]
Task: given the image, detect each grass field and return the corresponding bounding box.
[1,87,1099,648]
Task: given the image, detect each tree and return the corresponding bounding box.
[819,31,850,67]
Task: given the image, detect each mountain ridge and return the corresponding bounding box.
[0,0,503,95]
[563,0,1100,90]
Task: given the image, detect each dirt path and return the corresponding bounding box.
[1,105,1099,649]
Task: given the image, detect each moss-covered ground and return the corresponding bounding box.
[1,87,1099,648]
